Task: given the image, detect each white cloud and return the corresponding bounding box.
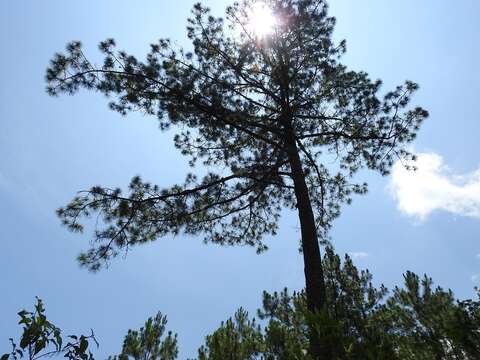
[471,274,480,283]
[348,252,369,260]
[389,152,480,220]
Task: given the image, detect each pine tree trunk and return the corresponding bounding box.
[287,137,331,359]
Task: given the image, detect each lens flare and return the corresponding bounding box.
[247,3,276,38]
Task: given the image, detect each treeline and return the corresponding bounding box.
[4,249,479,360]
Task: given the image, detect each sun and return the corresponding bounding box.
[247,3,276,38]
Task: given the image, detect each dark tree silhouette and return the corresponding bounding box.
[5,260,480,359]
[46,0,427,357]
[109,313,178,360]
[197,252,480,360]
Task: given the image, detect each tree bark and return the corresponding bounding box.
[287,134,331,359]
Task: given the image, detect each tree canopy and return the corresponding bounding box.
[46,0,427,270]
[109,313,178,360]
[196,251,480,359]
[4,251,479,359]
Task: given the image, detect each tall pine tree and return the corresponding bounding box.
[46,1,427,357]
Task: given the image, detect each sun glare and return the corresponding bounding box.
[247,3,276,38]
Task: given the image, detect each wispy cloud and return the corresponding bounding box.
[348,252,369,260]
[389,152,480,220]
[471,274,480,283]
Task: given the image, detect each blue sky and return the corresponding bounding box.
[1,1,479,358]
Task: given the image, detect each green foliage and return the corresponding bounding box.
[4,254,480,359]
[109,312,178,360]
[197,309,263,360]
[3,301,176,360]
[259,289,311,358]
[197,250,480,359]
[379,272,480,359]
[1,298,97,360]
[46,0,427,271]
[195,247,394,359]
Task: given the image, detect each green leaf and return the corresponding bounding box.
[79,338,88,354]
[54,330,63,351]
[33,339,46,356]
[19,336,29,350]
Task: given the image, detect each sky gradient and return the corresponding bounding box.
[1,1,479,358]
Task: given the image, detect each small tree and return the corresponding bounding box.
[1,298,97,360]
[197,309,264,360]
[46,0,427,357]
[109,313,178,360]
